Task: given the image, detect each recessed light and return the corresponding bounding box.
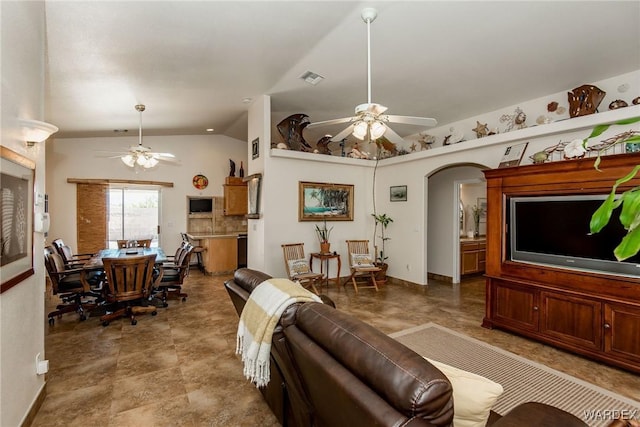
[206,128,215,132]
[299,71,325,86]
[242,97,252,104]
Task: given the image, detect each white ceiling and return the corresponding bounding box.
[44,1,640,145]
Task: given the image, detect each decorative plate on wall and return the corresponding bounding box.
[192,174,208,190]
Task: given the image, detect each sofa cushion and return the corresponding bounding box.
[350,253,374,267]
[425,358,503,427]
[287,258,310,277]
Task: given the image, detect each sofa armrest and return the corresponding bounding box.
[489,402,588,427]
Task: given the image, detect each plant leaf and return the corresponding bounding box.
[587,124,611,139]
[618,188,640,229]
[614,223,640,261]
[590,192,618,233]
[612,117,640,126]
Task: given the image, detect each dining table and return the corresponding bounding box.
[83,247,168,269]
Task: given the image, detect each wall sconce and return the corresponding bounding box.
[19,119,59,147]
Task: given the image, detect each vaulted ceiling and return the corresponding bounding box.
[44,1,640,145]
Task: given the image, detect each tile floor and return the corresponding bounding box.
[33,271,639,426]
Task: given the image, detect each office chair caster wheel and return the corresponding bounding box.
[48,318,54,326]
[151,311,157,316]
[131,319,137,325]
[79,314,87,321]
[102,321,110,327]
[182,297,187,302]
[162,303,168,308]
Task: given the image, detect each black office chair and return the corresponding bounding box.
[181,232,205,273]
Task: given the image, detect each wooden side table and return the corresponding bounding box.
[309,252,341,288]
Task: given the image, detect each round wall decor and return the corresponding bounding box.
[192,174,208,189]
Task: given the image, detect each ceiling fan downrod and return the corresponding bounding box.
[361,8,377,106]
[135,104,145,147]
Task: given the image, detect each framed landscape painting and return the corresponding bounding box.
[1,146,35,293]
[299,181,354,221]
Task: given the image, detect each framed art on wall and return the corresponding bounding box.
[1,146,35,293]
[299,181,354,221]
[390,185,407,202]
[252,138,259,160]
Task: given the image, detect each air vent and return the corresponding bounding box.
[299,71,325,86]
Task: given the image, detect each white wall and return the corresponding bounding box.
[46,135,247,253]
[259,71,640,285]
[0,2,48,425]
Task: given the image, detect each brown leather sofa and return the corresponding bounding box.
[225,268,589,427]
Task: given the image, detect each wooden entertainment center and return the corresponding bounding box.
[482,153,640,373]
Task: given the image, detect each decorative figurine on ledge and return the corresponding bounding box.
[500,107,527,132]
[229,159,236,177]
[472,121,489,138]
[315,135,333,155]
[276,113,313,152]
[567,84,606,118]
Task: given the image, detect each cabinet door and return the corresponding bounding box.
[540,292,601,350]
[461,247,478,274]
[492,280,539,331]
[224,185,247,216]
[604,303,640,364]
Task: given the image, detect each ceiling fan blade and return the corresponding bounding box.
[385,115,437,128]
[382,126,406,145]
[307,117,355,128]
[151,152,176,158]
[330,124,356,142]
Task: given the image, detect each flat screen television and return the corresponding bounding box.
[509,194,640,277]
[189,197,213,213]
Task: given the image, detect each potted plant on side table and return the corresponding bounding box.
[315,217,333,254]
[372,213,393,283]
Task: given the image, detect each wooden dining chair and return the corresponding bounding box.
[281,243,322,294]
[156,244,193,306]
[51,238,94,268]
[344,240,380,293]
[44,246,103,325]
[100,254,161,326]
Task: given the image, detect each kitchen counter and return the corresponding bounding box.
[186,233,247,275]
[187,232,246,239]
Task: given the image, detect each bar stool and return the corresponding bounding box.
[182,233,205,273]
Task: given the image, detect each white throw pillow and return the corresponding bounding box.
[287,258,310,277]
[351,253,374,267]
[425,357,503,427]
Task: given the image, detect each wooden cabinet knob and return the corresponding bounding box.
[604,323,611,329]
[533,306,539,311]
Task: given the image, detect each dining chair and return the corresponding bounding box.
[100,254,160,326]
[44,246,103,325]
[281,243,322,294]
[156,244,194,306]
[344,240,380,293]
[181,232,205,272]
[51,238,94,268]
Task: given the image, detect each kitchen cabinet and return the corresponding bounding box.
[460,239,486,275]
[223,178,247,216]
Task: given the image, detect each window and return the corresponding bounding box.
[108,186,160,248]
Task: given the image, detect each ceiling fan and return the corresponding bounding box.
[98,104,178,169]
[307,8,437,146]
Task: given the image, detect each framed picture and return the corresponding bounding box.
[1,146,35,293]
[498,142,528,168]
[390,185,407,202]
[252,137,259,160]
[244,173,262,219]
[299,181,354,221]
[477,197,487,222]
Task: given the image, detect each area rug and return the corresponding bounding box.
[390,323,639,427]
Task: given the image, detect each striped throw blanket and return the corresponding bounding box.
[236,278,321,388]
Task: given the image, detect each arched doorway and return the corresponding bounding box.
[426,163,487,284]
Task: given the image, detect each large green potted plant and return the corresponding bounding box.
[372,212,393,282]
[566,117,640,260]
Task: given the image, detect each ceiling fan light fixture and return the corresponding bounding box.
[121,154,135,167]
[370,120,386,139]
[353,121,368,140]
